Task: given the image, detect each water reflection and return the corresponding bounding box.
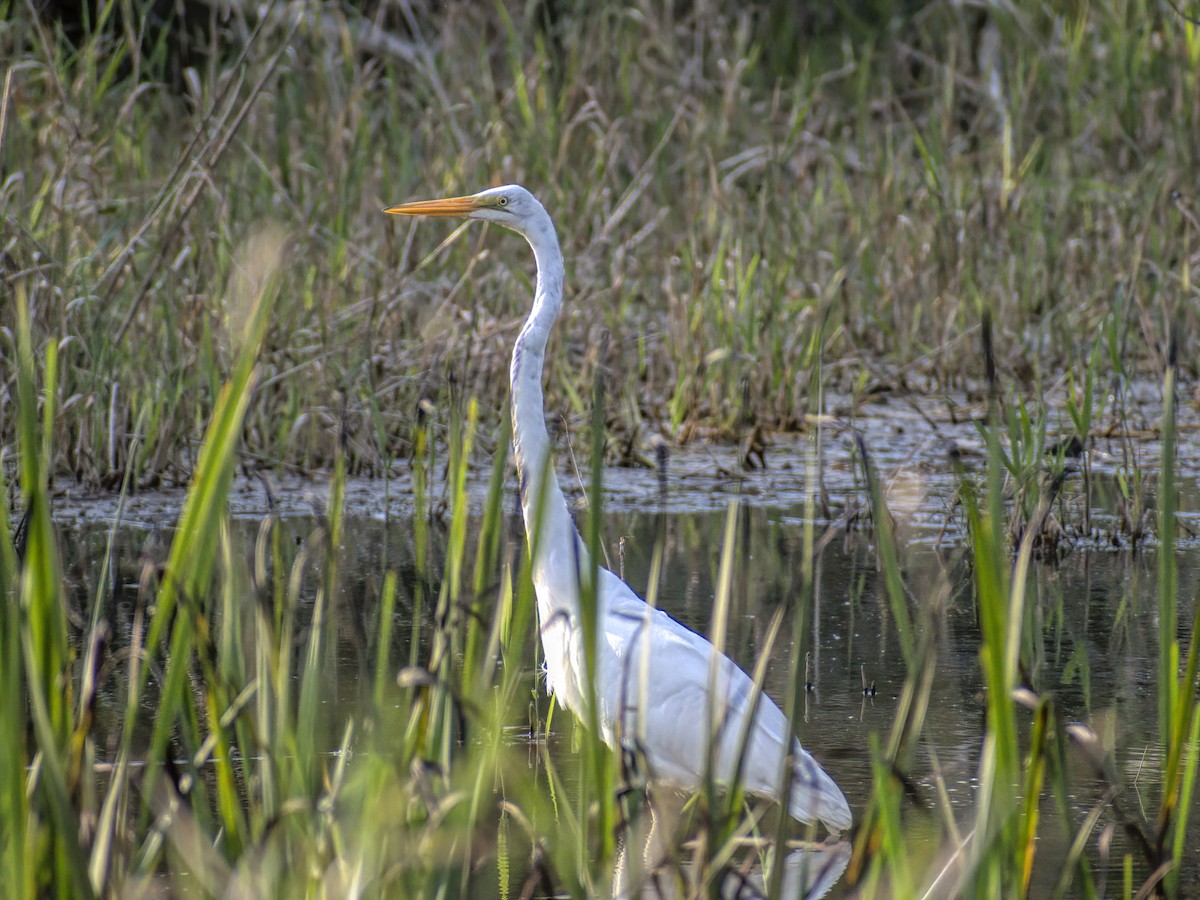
[612,784,850,897]
[613,787,851,899]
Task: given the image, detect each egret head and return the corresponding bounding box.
[384,184,544,232]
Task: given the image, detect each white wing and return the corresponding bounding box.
[540,564,851,832]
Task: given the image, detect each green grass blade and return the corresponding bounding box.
[138,229,284,823]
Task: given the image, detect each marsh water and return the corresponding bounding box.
[47,390,1200,896]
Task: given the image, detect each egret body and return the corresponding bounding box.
[385,185,851,833]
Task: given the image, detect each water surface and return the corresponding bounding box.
[54,462,1200,895]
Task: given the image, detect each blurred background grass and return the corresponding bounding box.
[3,0,1197,486]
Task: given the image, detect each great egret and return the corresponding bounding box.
[384,185,851,833]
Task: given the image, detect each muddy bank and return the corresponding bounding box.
[37,385,1200,546]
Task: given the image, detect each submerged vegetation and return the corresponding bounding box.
[2,0,1199,897]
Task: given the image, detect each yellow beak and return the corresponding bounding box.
[383,195,480,217]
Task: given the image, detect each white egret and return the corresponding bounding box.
[384,185,851,833]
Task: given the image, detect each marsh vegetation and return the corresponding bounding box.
[2,0,1199,896]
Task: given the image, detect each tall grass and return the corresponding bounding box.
[843,325,1198,896]
[3,270,1198,895]
[4,1,1200,897]
[3,1,1198,484]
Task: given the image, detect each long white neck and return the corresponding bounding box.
[509,203,582,588]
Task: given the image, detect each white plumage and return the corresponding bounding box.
[385,185,851,833]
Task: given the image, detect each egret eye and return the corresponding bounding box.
[498,196,508,206]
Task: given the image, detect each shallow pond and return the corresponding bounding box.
[49,428,1200,896]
